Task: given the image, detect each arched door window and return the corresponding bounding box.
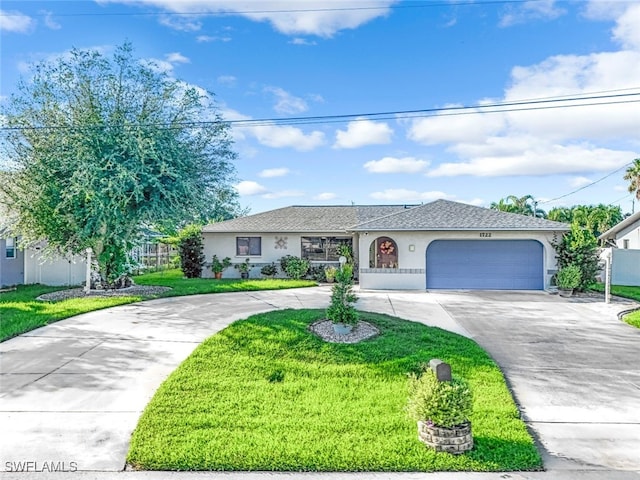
[369,236,398,268]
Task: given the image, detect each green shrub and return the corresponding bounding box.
[326,264,358,325]
[279,255,310,280]
[307,265,326,282]
[555,264,581,289]
[552,223,600,291]
[177,224,205,278]
[407,367,472,428]
[260,263,278,277]
[211,255,232,274]
[324,265,337,281]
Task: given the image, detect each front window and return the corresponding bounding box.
[5,237,16,259]
[301,237,351,261]
[236,237,261,256]
[369,236,398,268]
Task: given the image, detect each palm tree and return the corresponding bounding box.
[623,158,640,201]
[491,195,546,217]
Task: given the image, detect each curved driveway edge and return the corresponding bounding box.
[1,287,639,476]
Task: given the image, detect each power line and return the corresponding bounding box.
[2,90,640,132]
[540,163,633,205]
[0,1,561,18]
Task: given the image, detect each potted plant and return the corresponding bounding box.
[211,255,231,279]
[555,264,581,297]
[235,258,251,279]
[326,263,358,335]
[260,262,278,278]
[324,265,337,283]
[407,366,474,454]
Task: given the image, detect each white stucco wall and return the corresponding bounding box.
[615,222,640,249]
[357,230,560,290]
[24,249,87,286]
[611,248,640,286]
[202,232,346,279]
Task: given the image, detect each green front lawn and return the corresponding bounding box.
[127,309,542,472]
[0,269,315,342]
[590,283,640,328]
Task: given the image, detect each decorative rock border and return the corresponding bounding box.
[308,319,379,344]
[417,420,473,454]
[36,285,172,302]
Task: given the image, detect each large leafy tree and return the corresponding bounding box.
[623,158,640,201]
[1,43,239,284]
[490,195,546,218]
[548,204,623,238]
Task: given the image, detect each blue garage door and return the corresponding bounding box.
[426,240,543,290]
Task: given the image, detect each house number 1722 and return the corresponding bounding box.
[479,232,492,238]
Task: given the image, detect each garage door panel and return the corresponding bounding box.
[426,240,543,290]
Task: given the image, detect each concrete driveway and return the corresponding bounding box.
[430,290,640,472]
[1,286,639,477]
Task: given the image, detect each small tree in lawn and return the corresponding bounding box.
[177,224,205,278]
[327,263,358,326]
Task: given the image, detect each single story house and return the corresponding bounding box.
[202,199,569,290]
[598,211,640,287]
[0,236,86,288]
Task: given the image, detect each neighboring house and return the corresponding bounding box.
[0,236,86,288]
[0,236,25,288]
[598,211,640,287]
[599,210,640,250]
[202,199,569,291]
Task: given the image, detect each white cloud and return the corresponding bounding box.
[217,75,236,86]
[334,119,393,149]
[0,9,34,33]
[98,0,396,37]
[408,3,640,179]
[307,93,325,103]
[41,10,61,30]
[408,108,505,145]
[196,35,232,42]
[158,14,201,31]
[263,190,305,199]
[264,86,308,114]
[236,181,268,196]
[363,156,428,174]
[259,168,290,178]
[251,124,325,151]
[290,38,317,45]
[429,141,634,177]
[370,189,453,202]
[569,176,593,188]
[612,3,640,49]
[614,184,629,192]
[314,192,337,200]
[165,52,190,64]
[500,0,566,27]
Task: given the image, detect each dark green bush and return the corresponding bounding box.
[177,224,205,278]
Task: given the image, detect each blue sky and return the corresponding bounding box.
[1,0,639,215]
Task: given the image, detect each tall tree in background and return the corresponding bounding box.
[548,204,623,238]
[490,195,546,218]
[623,158,640,201]
[0,43,239,285]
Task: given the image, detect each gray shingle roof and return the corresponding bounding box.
[202,205,415,233]
[351,199,569,231]
[203,200,569,233]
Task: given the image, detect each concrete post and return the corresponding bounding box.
[429,359,452,382]
[84,248,92,294]
[604,248,612,304]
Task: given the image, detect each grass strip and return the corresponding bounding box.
[0,269,315,342]
[127,309,542,472]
